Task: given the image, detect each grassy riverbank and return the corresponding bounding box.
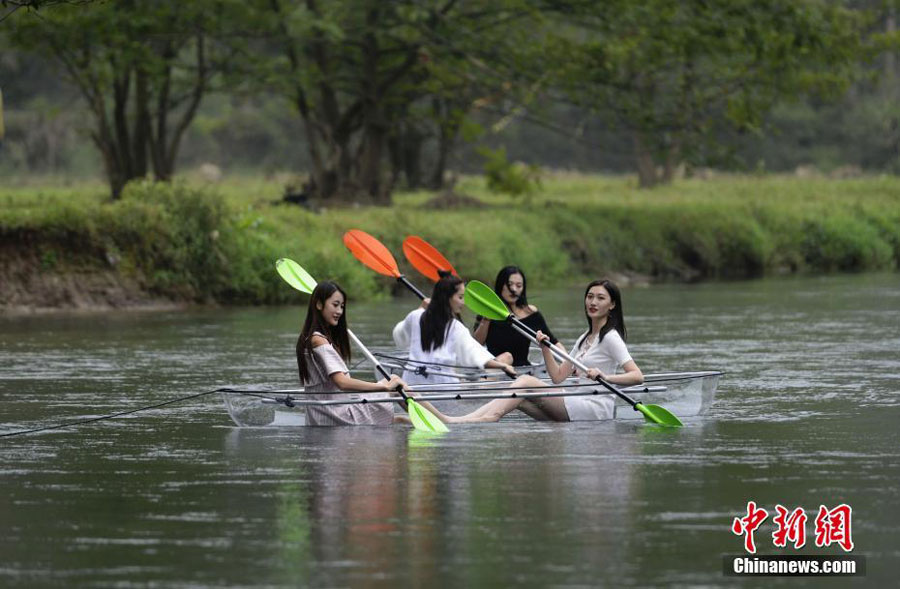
[2,173,899,309]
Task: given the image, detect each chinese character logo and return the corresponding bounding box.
[815,504,854,552]
[772,505,808,549]
[732,501,769,554]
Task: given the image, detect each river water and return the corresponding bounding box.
[1,273,898,587]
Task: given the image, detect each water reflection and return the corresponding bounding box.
[220,423,651,586]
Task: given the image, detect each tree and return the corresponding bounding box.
[255,0,544,203]
[8,0,236,198]
[548,0,866,187]
[251,0,452,203]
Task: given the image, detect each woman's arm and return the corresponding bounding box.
[484,357,517,379]
[330,371,404,392]
[454,322,515,377]
[537,330,572,384]
[586,360,643,386]
[473,316,490,344]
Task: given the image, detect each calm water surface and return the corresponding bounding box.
[1,273,898,587]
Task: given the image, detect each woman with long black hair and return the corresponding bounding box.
[297,281,407,426]
[473,265,559,366]
[450,279,643,423]
[393,272,517,386]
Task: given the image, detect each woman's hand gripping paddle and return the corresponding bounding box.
[342,230,428,299]
[274,258,449,433]
[464,280,683,427]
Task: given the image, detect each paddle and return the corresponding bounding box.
[402,235,572,366]
[343,229,428,299]
[275,257,449,433]
[345,233,518,381]
[402,236,458,282]
[464,279,683,427]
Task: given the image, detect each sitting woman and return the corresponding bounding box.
[473,265,559,366]
[297,281,408,426]
[449,279,643,423]
[393,272,517,386]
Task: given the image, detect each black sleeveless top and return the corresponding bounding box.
[475,310,558,366]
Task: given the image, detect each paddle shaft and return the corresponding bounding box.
[348,329,413,404]
[398,275,427,300]
[506,319,647,412]
[490,308,570,364]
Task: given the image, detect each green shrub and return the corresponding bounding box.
[800,214,893,272]
[2,174,899,305]
[477,146,541,196]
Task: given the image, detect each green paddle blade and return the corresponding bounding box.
[635,402,684,427]
[276,258,317,294]
[407,429,441,448]
[464,280,509,321]
[407,399,450,433]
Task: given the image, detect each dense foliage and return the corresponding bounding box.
[2,1,897,199]
[2,175,898,305]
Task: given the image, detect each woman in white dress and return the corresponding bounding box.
[449,279,643,423]
[393,272,518,386]
[297,281,409,426]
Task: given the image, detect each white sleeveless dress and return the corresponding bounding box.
[562,330,632,421]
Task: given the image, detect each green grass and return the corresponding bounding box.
[2,173,898,304]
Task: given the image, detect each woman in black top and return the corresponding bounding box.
[473,266,559,366]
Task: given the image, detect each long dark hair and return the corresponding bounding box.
[579,279,626,350]
[420,272,464,351]
[297,281,351,383]
[494,265,529,310]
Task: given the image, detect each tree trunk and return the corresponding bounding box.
[632,131,659,188]
[111,67,134,179]
[429,126,451,190]
[356,5,390,204]
[387,122,424,190]
[662,136,681,183]
[358,121,388,203]
[94,82,143,200]
[401,125,423,189]
[428,97,461,190]
[133,66,150,178]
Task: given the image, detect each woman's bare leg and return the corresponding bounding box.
[448,374,543,421]
[494,352,514,365]
[449,375,570,423]
[522,396,569,421]
[514,399,556,421]
[414,400,455,424]
[443,397,521,423]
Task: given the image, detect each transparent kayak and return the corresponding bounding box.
[221,371,722,427]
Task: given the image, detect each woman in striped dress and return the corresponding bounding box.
[297,281,408,426]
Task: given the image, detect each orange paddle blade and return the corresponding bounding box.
[403,236,458,282]
[343,229,401,278]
